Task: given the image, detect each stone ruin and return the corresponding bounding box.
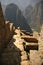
[0,3,43,65]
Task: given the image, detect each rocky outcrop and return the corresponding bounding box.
[0,3,5,44]
[5,21,15,43]
[0,3,15,52]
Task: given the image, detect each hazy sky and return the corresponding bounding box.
[0,0,40,10]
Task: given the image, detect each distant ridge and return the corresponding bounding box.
[23,0,43,32]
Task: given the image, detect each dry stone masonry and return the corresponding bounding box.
[0,3,43,65]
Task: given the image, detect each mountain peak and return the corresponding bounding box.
[4,3,32,33]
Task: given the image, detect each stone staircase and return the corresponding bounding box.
[8,29,38,65]
[0,28,38,65]
[0,2,43,65]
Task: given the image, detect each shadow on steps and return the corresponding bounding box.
[0,38,21,65]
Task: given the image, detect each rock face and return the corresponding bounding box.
[0,3,6,47]
[0,3,14,51]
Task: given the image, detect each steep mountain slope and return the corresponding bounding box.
[23,0,43,32]
[4,3,32,33]
[29,0,43,32]
[23,5,33,19]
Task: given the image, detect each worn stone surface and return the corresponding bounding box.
[21,61,30,65]
[21,54,28,61]
[30,50,41,65]
[38,25,43,65]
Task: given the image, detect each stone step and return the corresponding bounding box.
[30,50,41,65]
[21,30,33,36]
[21,55,28,61]
[21,51,27,56]
[26,43,38,50]
[21,60,31,65]
[13,35,24,45]
[13,43,24,51]
[21,36,38,43]
[26,42,38,46]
